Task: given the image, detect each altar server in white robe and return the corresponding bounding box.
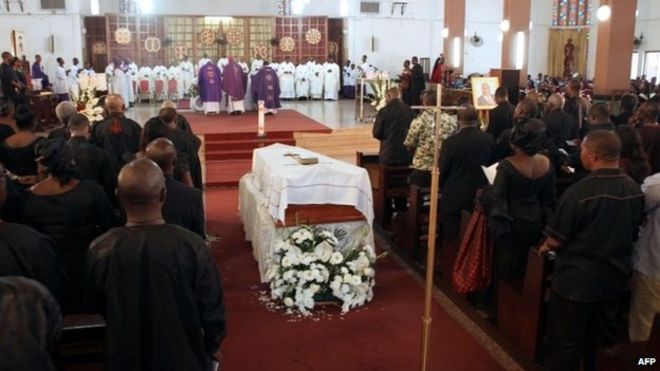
[244,59,262,111]
[112,58,130,106]
[152,65,168,97]
[343,63,358,99]
[167,64,185,99]
[127,60,138,104]
[322,58,340,101]
[54,57,69,101]
[67,58,81,97]
[105,62,115,94]
[217,58,230,111]
[309,60,324,100]
[137,65,154,93]
[278,57,296,99]
[295,62,310,100]
[179,55,195,95]
[251,58,264,74]
[198,54,212,73]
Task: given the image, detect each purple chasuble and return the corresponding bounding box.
[198,62,222,103]
[251,67,281,109]
[222,61,246,99]
[31,62,50,87]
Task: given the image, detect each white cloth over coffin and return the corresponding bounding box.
[251,143,374,225]
[239,174,374,282]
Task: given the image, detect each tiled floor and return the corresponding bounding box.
[124,98,371,130]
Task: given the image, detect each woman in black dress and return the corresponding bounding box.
[489,119,556,279]
[0,105,43,184]
[21,138,116,313]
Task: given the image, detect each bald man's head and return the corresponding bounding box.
[580,130,621,170]
[145,138,177,175]
[458,105,478,127]
[386,87,400,102]
[547,94,564,111]
[117,159,166,208]
[105,94,125,113]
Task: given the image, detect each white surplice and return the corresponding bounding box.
[179,60,195,95]
[322,62,340,100]
[112,67,130,104]
[309,63,324,99]
[54,65,68,95]
[278,62,296,99]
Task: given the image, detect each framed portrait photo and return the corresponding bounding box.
[471,76,500,110]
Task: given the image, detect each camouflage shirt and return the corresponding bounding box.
[404,110,458,171]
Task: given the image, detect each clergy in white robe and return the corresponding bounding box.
[309,62,324,100]
[322,59,340,101]
[197,55,212,73]
[278,58,296,99]
[54,57,69,101]
[343,64,357,99]
[137,66,154,93]
[295,63,310,99]
[105,62,115,94]
[127,61,138,104]
[112,60,130,106]
[251,59,264,74]
[68,58,81,97]
[167,65,184,99]
[179,56,195,96]
[217,58,230,111]
[244,59,262,111]
[152,65,168,97]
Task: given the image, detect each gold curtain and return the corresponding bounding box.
[547,28,589,77]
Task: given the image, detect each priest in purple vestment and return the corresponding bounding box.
[31,54,50,90]
[222,58,247,115]
[251,61,281,114]
[198,61,222,115]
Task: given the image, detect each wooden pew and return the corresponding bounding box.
[58,314,105,365]
[497,247,551,363]
[392,184,430,261]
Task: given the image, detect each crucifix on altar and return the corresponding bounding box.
[410,85,465,371]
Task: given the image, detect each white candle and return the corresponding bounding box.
[257,100,266,137]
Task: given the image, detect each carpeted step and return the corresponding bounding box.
[204,159,252,187]
[205,150,256,161]
[205,138,296,152]
[205,131,296,142]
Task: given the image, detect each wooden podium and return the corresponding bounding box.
[490,69,521,105]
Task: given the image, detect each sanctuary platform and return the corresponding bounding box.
[183,110,331,187]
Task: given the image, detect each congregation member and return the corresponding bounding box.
[615,126,651,184]
[222,57,247,115]
[430,55,444,84]
[410,56,425,106]
[399,60,413,105]
[0,105,44,183]
[404,90,457,187]
[252,62,281,115]
[540,130,645,371]
[630,172,660,342]
[21,138,116,313]
[584,103,615,134]
[141,117,194,187]
[145,138,205,237]
[612,93,638,126]
[90,94,142,169]
[0,276,62,371]
[323,58,340,101]
[278,56,296,100]
[1,52,20,105]
[295,61,310,100]
[179,55,195,94]
[544,93,576,150]
[198,60,222,116]
[12,57,28,97]
[373,87,415,224]
[486,87,514,139]
[159,107,202,189]
[30,54,50,90]
[85,158,226,370]
[488,119,555,280]
[0,97,16,141]
[343,63,357,99]
[0,171,65,305]
[309,60,324,100]
[68,113,117,201]
[633,101,660,174]
[48,101,77,140]
[439,105,495,243]
[563,79,591,139]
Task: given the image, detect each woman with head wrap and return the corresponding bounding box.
[20,138,116,313]
[488,119,556,280]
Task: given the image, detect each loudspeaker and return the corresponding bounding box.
[490,69,521,105]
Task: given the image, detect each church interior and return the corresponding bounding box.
[1,0,659,370]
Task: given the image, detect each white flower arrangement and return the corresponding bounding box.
[368,72,392,112]
[69,86,104,123]
[267,225,378,316]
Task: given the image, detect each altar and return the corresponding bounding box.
[239,143,375,282]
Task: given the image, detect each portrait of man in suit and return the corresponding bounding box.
[471,76,499,110]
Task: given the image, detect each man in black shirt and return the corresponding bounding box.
[486,87,514,139]
[68,114,117,203]
[439,105,495,242]
[544,93,577,150]
[410,56,426,106]
[86,158,225,370]
[90,94,142,169]
[540,130,645,371]
[145,138,205,238]
[612,93,638,126]
[0,52,19,105]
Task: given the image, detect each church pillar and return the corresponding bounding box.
[501,0,531,83]
[443,0,466,75]
[593,0,637,96]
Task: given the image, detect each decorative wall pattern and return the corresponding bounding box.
[552,0,591,27]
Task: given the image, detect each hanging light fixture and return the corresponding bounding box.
[597,5,612,22]
[500,19,510,32]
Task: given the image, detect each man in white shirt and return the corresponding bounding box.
[54,57,69,101]
[343,63,357,99]
[630,173,660,342]
[68,57,81,97]
[127,60,138,105]
[309,60,323,100]
[179,55,195,96]
[322,57,340,101]
[104,62,115,94]
[295,62,310,100]
[278,57,296,100]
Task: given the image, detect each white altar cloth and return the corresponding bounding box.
[251,143,374,224]
[239,174,374,282]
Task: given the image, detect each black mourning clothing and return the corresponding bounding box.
[163,175,205,237]
[373,99,415,166]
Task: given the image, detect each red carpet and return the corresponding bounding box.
[206,188,505,371]
[183,110,331,187]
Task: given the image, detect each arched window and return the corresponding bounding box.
[552,0,591,27]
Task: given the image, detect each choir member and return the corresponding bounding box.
[323,57,340,101]
[278,56,296,100]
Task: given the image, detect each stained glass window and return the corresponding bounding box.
[553,0,591,27]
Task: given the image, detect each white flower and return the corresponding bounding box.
[302,270,315,282]
[363,267,375,278]
[343,273,354,283]
[330,278,342,291]
[329,252,344,265]
[291,229,314,244]
[283,270,296,282]
[350,275,362,285]
[283,297,294,307]
[274,241,285,253]
[340,267,349,274]
[313,241,333,262]
[309,283,320,294]
[281,256,292,268]
[347,255,370,273]
[341,284,350,294]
